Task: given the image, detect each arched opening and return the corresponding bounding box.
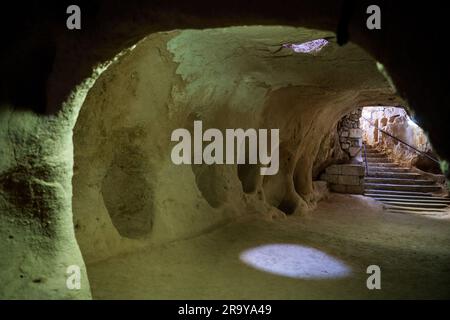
[3,3,450,300]
[361,106,441,174]
[69,26,450,300]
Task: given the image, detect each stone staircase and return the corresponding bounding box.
[363,146,450,214]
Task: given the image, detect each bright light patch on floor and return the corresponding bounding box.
[240,244,351,279]
[284,39,329,54]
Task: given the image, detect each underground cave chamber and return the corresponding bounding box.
[2,23,450,300]
[71,26,402,264]
[68,27,450,299]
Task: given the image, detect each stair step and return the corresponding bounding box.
[377,200,448,208]
[361,146,448,214]
[364,177,435,185]
[386,209,448,215]
[366,157,389,161]
[367,172,422,179]
[373,198,450,206]
[366,194,450,201]
[366,158,393,163]
[365,154,384,157]
[367,163,398,167]
[366,154,388,157]
[365,190,435,197]
[368,167,410,173]
[383,204,448,212]
[365,183,442,192]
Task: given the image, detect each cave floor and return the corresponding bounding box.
[87,193,450,299]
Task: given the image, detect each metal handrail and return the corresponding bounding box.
[361,117,440,164]
[362,142,369,176]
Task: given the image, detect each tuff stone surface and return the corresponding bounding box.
[2,1,449,299]
[71,27,398,263]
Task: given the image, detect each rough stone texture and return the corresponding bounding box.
[362,106,441,173]
[3,1,447,298]
[0,50,123,299]
[71,27,398,263]
[338,108,363,158]
[330,184,364,194]
[86,193,450,299]
[1,1,449,166]
[1,24,401,297]
[325,164,365,176]
[322,164,365,194]
[0,88,97,299]
[311,126,349,180]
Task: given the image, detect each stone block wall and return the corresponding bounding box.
[321,164,365,194]
[338,108,363,157]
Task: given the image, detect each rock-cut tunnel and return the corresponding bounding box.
[1,1,450,300]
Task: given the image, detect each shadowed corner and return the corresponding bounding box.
[239,243,352,280]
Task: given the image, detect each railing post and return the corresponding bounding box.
[361,116,440,164]
[363,142,369,176]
